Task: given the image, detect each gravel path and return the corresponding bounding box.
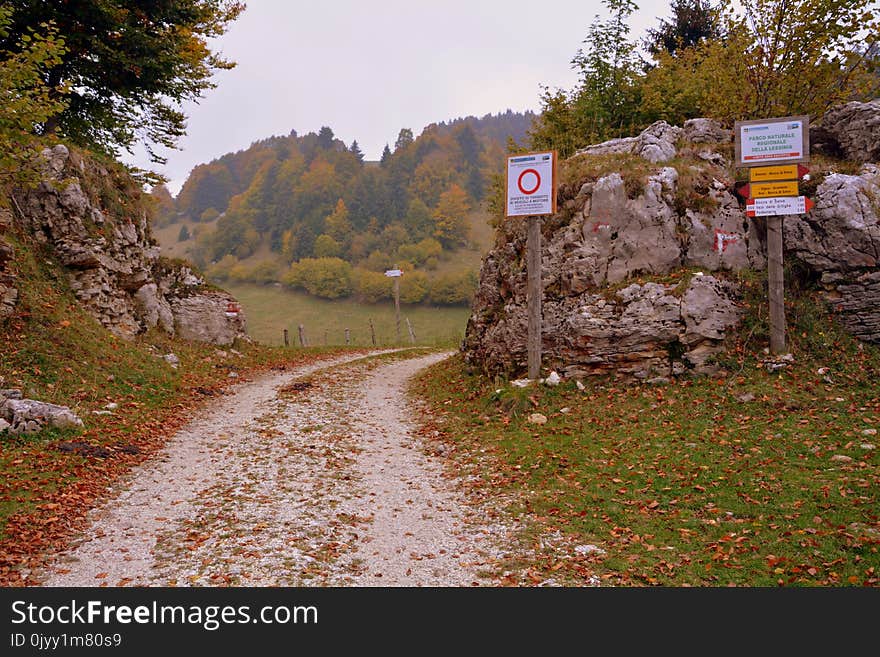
[37,350,509,587]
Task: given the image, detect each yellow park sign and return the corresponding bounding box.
[745,180,800,198]
[749,164,810,183]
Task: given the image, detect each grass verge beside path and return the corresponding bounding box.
[412,331,880,587]
[0,312,395,585]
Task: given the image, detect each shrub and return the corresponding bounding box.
[400,271,429,304]
[353,268,391,303]
[206,254,239,282]
[428,270,477,305]
[283,257,353,299]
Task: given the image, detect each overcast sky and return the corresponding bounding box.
[127,0,673,194]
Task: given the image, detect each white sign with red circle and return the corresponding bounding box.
[506,151,557,217]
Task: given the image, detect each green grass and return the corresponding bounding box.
[225,283,471,347]
[412,296,880,587]
[151,215,218,261]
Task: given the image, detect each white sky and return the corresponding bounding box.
[126,1,673,194]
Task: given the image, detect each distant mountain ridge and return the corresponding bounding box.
[150,109,536,306]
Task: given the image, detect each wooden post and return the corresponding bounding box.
[298,324,307,348]
[393,275,401,343]
[345,328,350,345]
[405,317,416,344]
[369,318,376,346]
[283,328,289,347]
[767,214,786,354]
[527,215,542,379]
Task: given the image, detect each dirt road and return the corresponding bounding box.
[37,351,510,587]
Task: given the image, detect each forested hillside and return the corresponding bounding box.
[153,111,534,305]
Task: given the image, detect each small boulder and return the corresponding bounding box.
[163,353,179,368]
[830,454,853,463]
[543,371,561,386]
[528,413,548,425]
[2,398,83,434]
[682,118,730,144]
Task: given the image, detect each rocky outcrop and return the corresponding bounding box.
[172,292,246,346]
[465,106,880,379]
[0,389,83,435]
[0,209,17,321]
[576,121,683,163]
[785,165,880,342]
[811,99,880,162]
[7,144,247,344]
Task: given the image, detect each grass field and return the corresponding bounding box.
[225,283,471,347]
[413,295,880,587]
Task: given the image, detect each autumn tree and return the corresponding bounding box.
[644,0,720,56]
[0,6,67,188]
[323,198,353,245]
[641,0,879,123]
[149,184,177,227]
[454,124,485,199]
[349,140,365,162]
[530,0,644,155]
[0,1,244,162]
[432,184,470,248]
[394,128,414,152]
[177,162,235,221]
[313,233,342,258]
[380,144,392,166]
[317,126,336,150]
[402,198,434,240]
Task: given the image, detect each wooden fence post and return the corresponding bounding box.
[283,328,289,347]
[405,317,416,344]
[298,324,307,347]
[369,318,376,346]
[345,328,350,345]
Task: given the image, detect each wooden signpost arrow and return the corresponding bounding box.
[738,180,800,199]
[746,196,814,217]
[749,164,810,182]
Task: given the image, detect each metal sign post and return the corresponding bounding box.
[505,151,557,379]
